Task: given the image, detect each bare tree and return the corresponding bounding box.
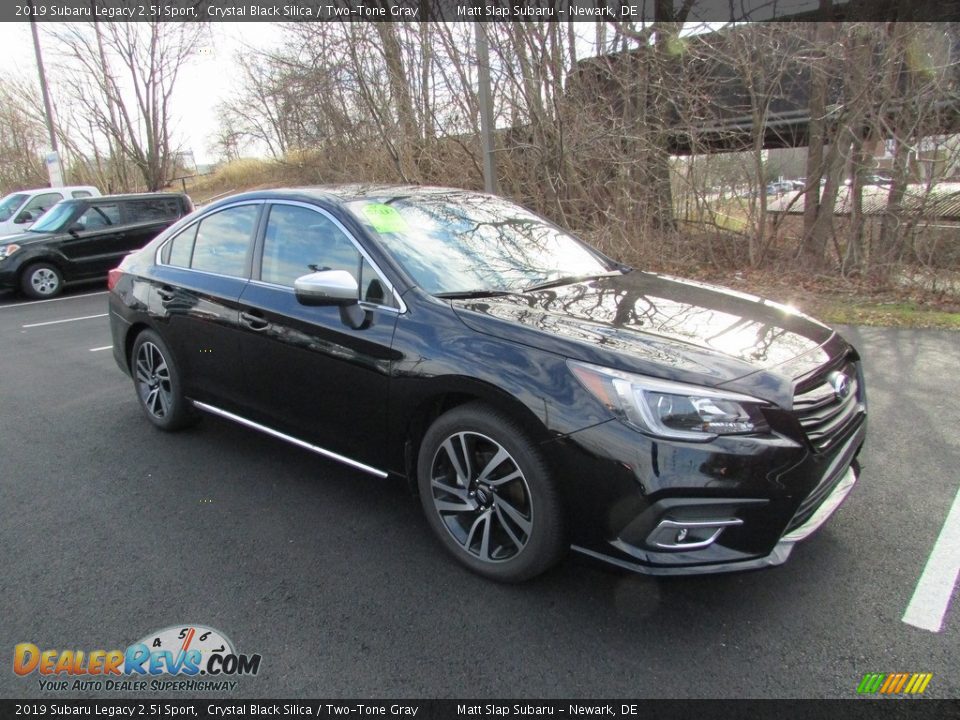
[0,79,48,191]
[53,18,206,191]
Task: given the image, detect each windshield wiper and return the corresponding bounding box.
[522,268,631,294]
[434,289,514,300]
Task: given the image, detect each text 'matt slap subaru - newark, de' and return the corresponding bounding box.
[107,186,866,582]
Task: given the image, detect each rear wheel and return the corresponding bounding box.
[130,330,198,431]
[20,262,63,299]
[417,402,564,582]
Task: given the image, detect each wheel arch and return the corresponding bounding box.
[401,376,552,493]
[123,321,157,373]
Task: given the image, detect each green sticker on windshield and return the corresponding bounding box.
[362,203,408,234]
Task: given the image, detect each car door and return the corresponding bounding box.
[56,200,125,278]
[150,201,263,406]
[236,201,401,470]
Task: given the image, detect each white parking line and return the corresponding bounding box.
[903,485,960,632]
[22,313,108,329]
[0,291,107,309]
[89,345,113,352]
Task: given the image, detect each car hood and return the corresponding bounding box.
[451,271,844,405]
[0,230,56,246]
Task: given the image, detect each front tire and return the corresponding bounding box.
[21,262,63,299]
[417,402,565,582]
[130,330,198,431]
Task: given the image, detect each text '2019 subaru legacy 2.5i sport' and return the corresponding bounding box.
[108,186,866,582]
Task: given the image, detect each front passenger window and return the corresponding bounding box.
[261,205,360,288]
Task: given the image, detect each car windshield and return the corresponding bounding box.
[0,194,28,222]
[28,201,79,233]
[347,194,615,295]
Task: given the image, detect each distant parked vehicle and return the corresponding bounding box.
[0,192,193,299]
[0,186,101,238]
[766,181,798,195]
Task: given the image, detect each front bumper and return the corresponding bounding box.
[547,404,865,576]
[0,262,18,290]
[571,462,858,575]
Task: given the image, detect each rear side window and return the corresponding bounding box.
[77,203,121,230]
[126,198,183,224]
[260,204,360,287]
[190,205,259,278]
[164,224,198,267]
[71,190,93,199]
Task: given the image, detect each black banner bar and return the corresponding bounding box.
[6,0,960,23]
[2,700,960,720]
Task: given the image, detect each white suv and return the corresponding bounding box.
[0,186,101,238]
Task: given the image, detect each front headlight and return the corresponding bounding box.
[568,360,771,441]
[0,244,20,260]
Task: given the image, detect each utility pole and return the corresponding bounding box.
[28,0,58,153]
[475,22,498,195]
[28,0,64,186]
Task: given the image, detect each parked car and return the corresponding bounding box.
[766,181,798,195]
[0,192,192,299]
[108,186,866,582]
[0,186,101,238]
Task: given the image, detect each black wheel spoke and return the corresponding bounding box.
[476,446,509,484]
[440,436,470,487]
[494,504,526,550]
[494,494,532,536]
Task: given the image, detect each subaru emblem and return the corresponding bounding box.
[829,371,851,400]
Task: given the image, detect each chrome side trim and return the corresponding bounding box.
[156,199,407,314]
[191,400,389,479]
[780,464,858,543]
[155,199,265,266]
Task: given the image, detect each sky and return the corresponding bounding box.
[0,21,284,166]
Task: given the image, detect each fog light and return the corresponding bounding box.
[647,518,743,551]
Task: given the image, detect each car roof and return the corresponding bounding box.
[212,185,492,207]
[66,192,187,202]
[3,185,98,195]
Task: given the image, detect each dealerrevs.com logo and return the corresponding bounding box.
[13,625,262,692]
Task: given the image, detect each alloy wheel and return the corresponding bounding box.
[135,341,172,419]
[429,431,533,563]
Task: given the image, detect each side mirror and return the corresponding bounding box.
[293,270,359,307]
[14,211,33,224]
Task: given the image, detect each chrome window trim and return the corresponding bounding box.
[155,199,265,267]
[191,400,389,479]
[262,200,406,314]
[155,198,407,314]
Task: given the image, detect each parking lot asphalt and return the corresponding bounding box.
[0,287,957,700]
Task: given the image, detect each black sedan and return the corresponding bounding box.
[108,186,866,582]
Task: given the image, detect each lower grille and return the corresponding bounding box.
[793,362,864,452]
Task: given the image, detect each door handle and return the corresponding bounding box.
[240,310,269,331]
[157,286,175,303]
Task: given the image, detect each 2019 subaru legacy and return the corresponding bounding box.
[108,186,866,582]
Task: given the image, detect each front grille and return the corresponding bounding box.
[792,362,864,452]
